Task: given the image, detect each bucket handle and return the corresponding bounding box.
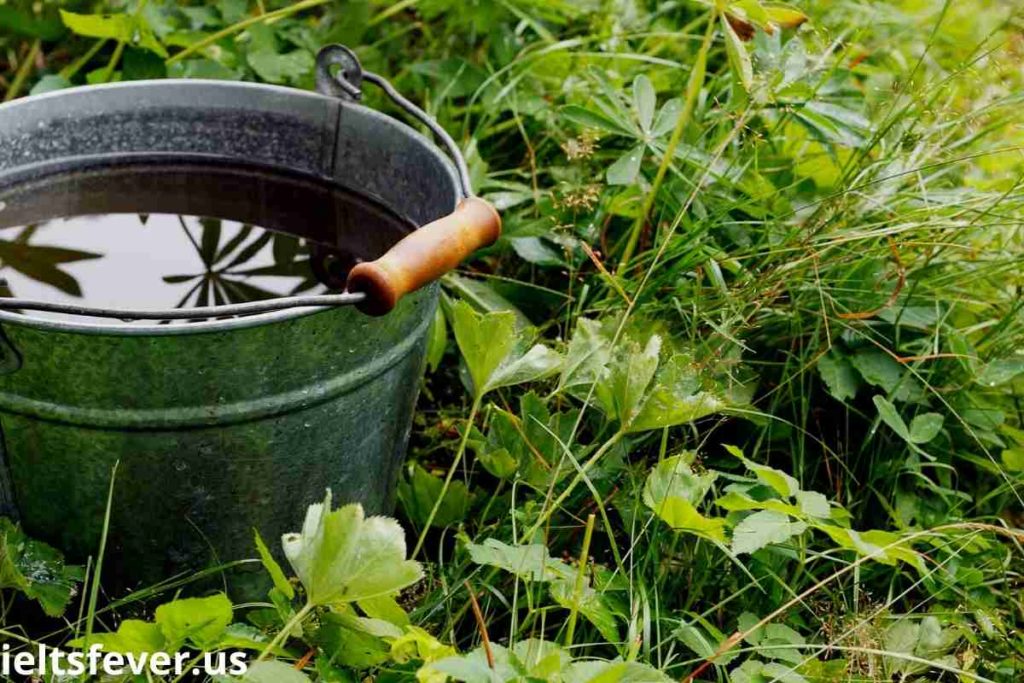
[316,45,501,315]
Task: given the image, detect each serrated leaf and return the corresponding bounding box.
[397,463,472,528]
[731,510,807,555]
[559,318,612,393]
[550,580,621,643]
[795,490,831,519]
[818,351,859,402]
[449,300,517,396]
[0,519,83,617]
[607,144,645,185]
[70,621,165,655]
[596,335,661,426]
[281,491,422,607]
[643,457,727,541]
[254,529,294,600]
[487,344,563,392]
[466,539,574,582]
[629,355,726,433]
[246,24,313,84]
[725,445,799,498]
[155,594,233,651]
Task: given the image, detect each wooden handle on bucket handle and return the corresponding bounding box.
[346,197,501,315]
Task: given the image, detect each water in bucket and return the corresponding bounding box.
[0,162,414,323]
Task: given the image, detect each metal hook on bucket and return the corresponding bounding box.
[0,46,500,321]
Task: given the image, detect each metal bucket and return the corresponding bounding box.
[0,46,498,587]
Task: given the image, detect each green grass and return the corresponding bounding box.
[1,0,1022,681]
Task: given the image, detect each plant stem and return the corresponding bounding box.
[527,431,623,540]
[84,461,118,649]
[3,40,41,102]
[616,12,716,274]
[258,602,313,662]
[564,513,595,648]
[412,394,483,559]
[165,0,330,65]
[60,39,107,81]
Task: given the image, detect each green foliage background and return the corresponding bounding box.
[0,0,1022,681]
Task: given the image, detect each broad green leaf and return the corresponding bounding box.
[721,15,753,90]
[29,74,71,95]
[155,594,233,651]
[725,445,799,498]
[486,344,563,392]
[357,595,410,627]
[60,10,132,40]
[564,660,673,682]
[70,620,165,655]
[975,356,1024,387]
[731,510,807,555]
[716,491,801,517]
[239,660,312,683]
[873,395,911,442]
[466,539,574,582]
[643,454,717,507]
[0,519,83,617]
[595,335,661,427]
[254,529,294,600]
[764,4,809,28]
[795,490,831,519]
[817,526,923,571]
[550,579,621,643]
[314,612,392,668]
[632,75,656,133]
[426,305,448,372]
[246,24,314,85]
[59,10,166,56]
[643,458,727,541]
[1001,449,1024,471]
[606,144,645,185]
[397,463,472,528]
[0,6,65,40]
[281,491,422,607]
[817,351,859,402]
[629,355,726,433]
[391,625,457,665]
[509,236,564,266]
[420,645,517,683]
[908,413,944,444]
[559,318,612,393]
[851,349,902,393]
[512,639,572,679]
[449,300,517,397]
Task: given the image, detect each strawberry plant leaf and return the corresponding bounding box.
[731,510,807,555]
[281,491,422,607]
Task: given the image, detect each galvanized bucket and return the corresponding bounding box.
[0,46,499,587]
